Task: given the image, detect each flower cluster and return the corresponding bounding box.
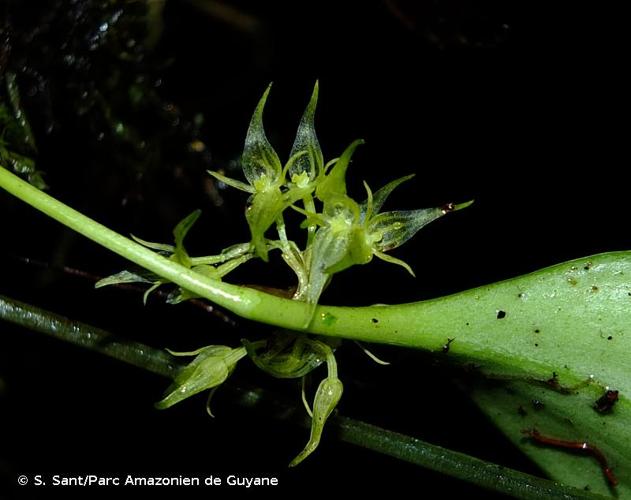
[97,83,470,466]
[210,82,471,304]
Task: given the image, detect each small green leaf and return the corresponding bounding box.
[289,376,343,466]
[288,81,323,181]
[242,84,282,186]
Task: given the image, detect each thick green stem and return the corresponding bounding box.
[2,165,631,392]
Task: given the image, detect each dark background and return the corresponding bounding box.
[0,0,628,497]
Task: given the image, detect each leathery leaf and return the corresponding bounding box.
[414,253,631,497]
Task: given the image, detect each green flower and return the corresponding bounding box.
[300,146,473,303]
[155,345,246,409]
[209,83,323,261]
[289,340,343,466]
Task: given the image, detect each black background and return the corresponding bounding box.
[0,0,628,498]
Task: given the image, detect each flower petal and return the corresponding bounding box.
[172,209,201,267]
[243,333,325,379]
[288,81,323,181]
[245,188,286,261]
[155,346,246,409]
[373,250,415,277]
[315,139,364,203]
[208,170,255,194]
[360,174,415,222]
[289,376,343,466]
[369,207,445,252]
[242,84,282,185]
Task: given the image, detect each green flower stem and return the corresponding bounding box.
[1,165,630,392]
[0,166,286,322]
[0,293,602,499]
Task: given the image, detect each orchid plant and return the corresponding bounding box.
[2,83,630,497]
[90,82,470,465]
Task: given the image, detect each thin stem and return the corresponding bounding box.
[303,194,317,248]
[0,294,601,499]
[331,417,601,500]
[0,294,179,378]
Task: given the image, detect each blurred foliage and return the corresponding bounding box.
[0,0,214,218]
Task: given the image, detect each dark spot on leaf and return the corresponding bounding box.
[594,390,619,414]
[583,262,592,271]
[547,372,560,390]
[607,335,613,340]
[534,343,539,347]
[442,337,455,354]
[591,285,599,292]
[371,318,379,324]
[534,329,540,333]
[496,310,506,319]
[532,399,545,411]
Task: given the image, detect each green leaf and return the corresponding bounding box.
[242,84,282,186]
[471,379,628,496]
[288,81,323,181]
